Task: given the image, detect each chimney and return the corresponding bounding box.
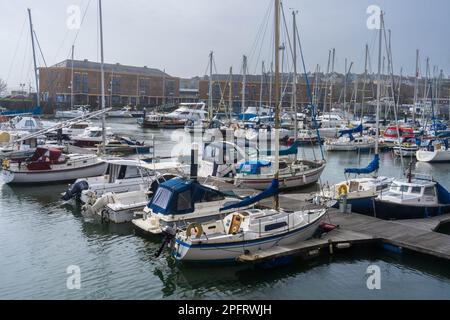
[190,143,199,181]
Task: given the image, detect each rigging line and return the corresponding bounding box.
[33,30,48,68]
[247,0,272,69]
[295,18,325,161]
[252,2,273,74]
[19,30,30,87]
[72,0,93,47]
[6,15,28,84]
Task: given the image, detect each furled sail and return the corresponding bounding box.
[344,154,380,175]
[220,179,279,212]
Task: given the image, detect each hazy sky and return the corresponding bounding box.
[1,0,450,91]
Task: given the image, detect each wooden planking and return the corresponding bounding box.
[196,180,450,263]
[237,228,376,263]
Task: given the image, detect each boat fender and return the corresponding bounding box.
[337,184,348,196]
[186,223,203,239]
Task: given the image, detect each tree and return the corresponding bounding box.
[0,78,7,96]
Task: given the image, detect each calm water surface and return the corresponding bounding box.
[1,118,450,299]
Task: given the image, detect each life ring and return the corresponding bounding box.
[2,159,10,169]
[186,223,203,239]
[337,184,348,196]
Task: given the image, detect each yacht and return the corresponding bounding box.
[138,103,208,129]
[55,106,90,119]
[62,159,186,204]
[70,126,114,148]
[374,174,450,219]
[171,179,327,263]
[416,139,450,162]
[107,106,133,118]
[1,147,107,184]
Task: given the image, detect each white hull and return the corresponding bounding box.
[174,215,324,262]
[1,162,107,184]
[416,150,450,162]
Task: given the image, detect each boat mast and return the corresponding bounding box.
[292,10,298,138]
[27,8,40,108]
[71,45,75,110]
[329,48,335,113]
[99,0,106,154]
[229,66,233,121]
[241,55,247,115]
[375,11,383,161]
[274,0,280,210]
[360,45,369,124]
[323,50,331,114]
[259,61,265,115]
[413,49,419,126]
[208,51,214,122]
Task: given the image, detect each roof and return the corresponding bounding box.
[50,59,171,78]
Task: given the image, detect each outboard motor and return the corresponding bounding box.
[155,225,177,258]
[61,180,89,201]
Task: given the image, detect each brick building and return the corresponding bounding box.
[39,59,180,112]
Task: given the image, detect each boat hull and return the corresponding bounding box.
[416,150,450,163]
[235,163,326,190]
[173,215,323,262]
[1,162,107,185]
[373,199,450,220]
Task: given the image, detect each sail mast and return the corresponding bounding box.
[375,11,383,158]
[274,0,280,210]
[413,49,419,126]
[99,0,106,154]
[208,51,214,122]
[71,45,74,110]
[292,10,298,139]
[27,8,39,108]
[241,55,247,115]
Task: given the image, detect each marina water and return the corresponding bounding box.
[1,118,450,299]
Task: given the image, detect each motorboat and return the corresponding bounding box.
[55,106,89,119]
[1,147,107,184]
[373,174,450,219]
[70,126,114,148]
[381,125,414,148]
[107,106,133,118]
[393,137,419,157]
[62,159,186,204]
[138,103,208,129]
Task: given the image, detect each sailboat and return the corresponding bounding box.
[1,7,108,185]
[171,1,327,263]
[233,6,326,191]
[319,12,394,215]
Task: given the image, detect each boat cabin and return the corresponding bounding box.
[382,179,439,206]
[148,178,224,216]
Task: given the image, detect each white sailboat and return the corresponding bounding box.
[171,1,327,263]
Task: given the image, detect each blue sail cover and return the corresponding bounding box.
[148,178,224,215]
[338,124,363,140]
[344,154,380,175]
[436,183,450,205]
[220,179,279,212]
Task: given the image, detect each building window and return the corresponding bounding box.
[111,77,120,94]
[165,79,175,96]
[139,79,150,96]
[74,73,88,94]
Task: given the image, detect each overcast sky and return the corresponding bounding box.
[1,0,450,91]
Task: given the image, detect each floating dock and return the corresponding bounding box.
[237,193,450,264]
